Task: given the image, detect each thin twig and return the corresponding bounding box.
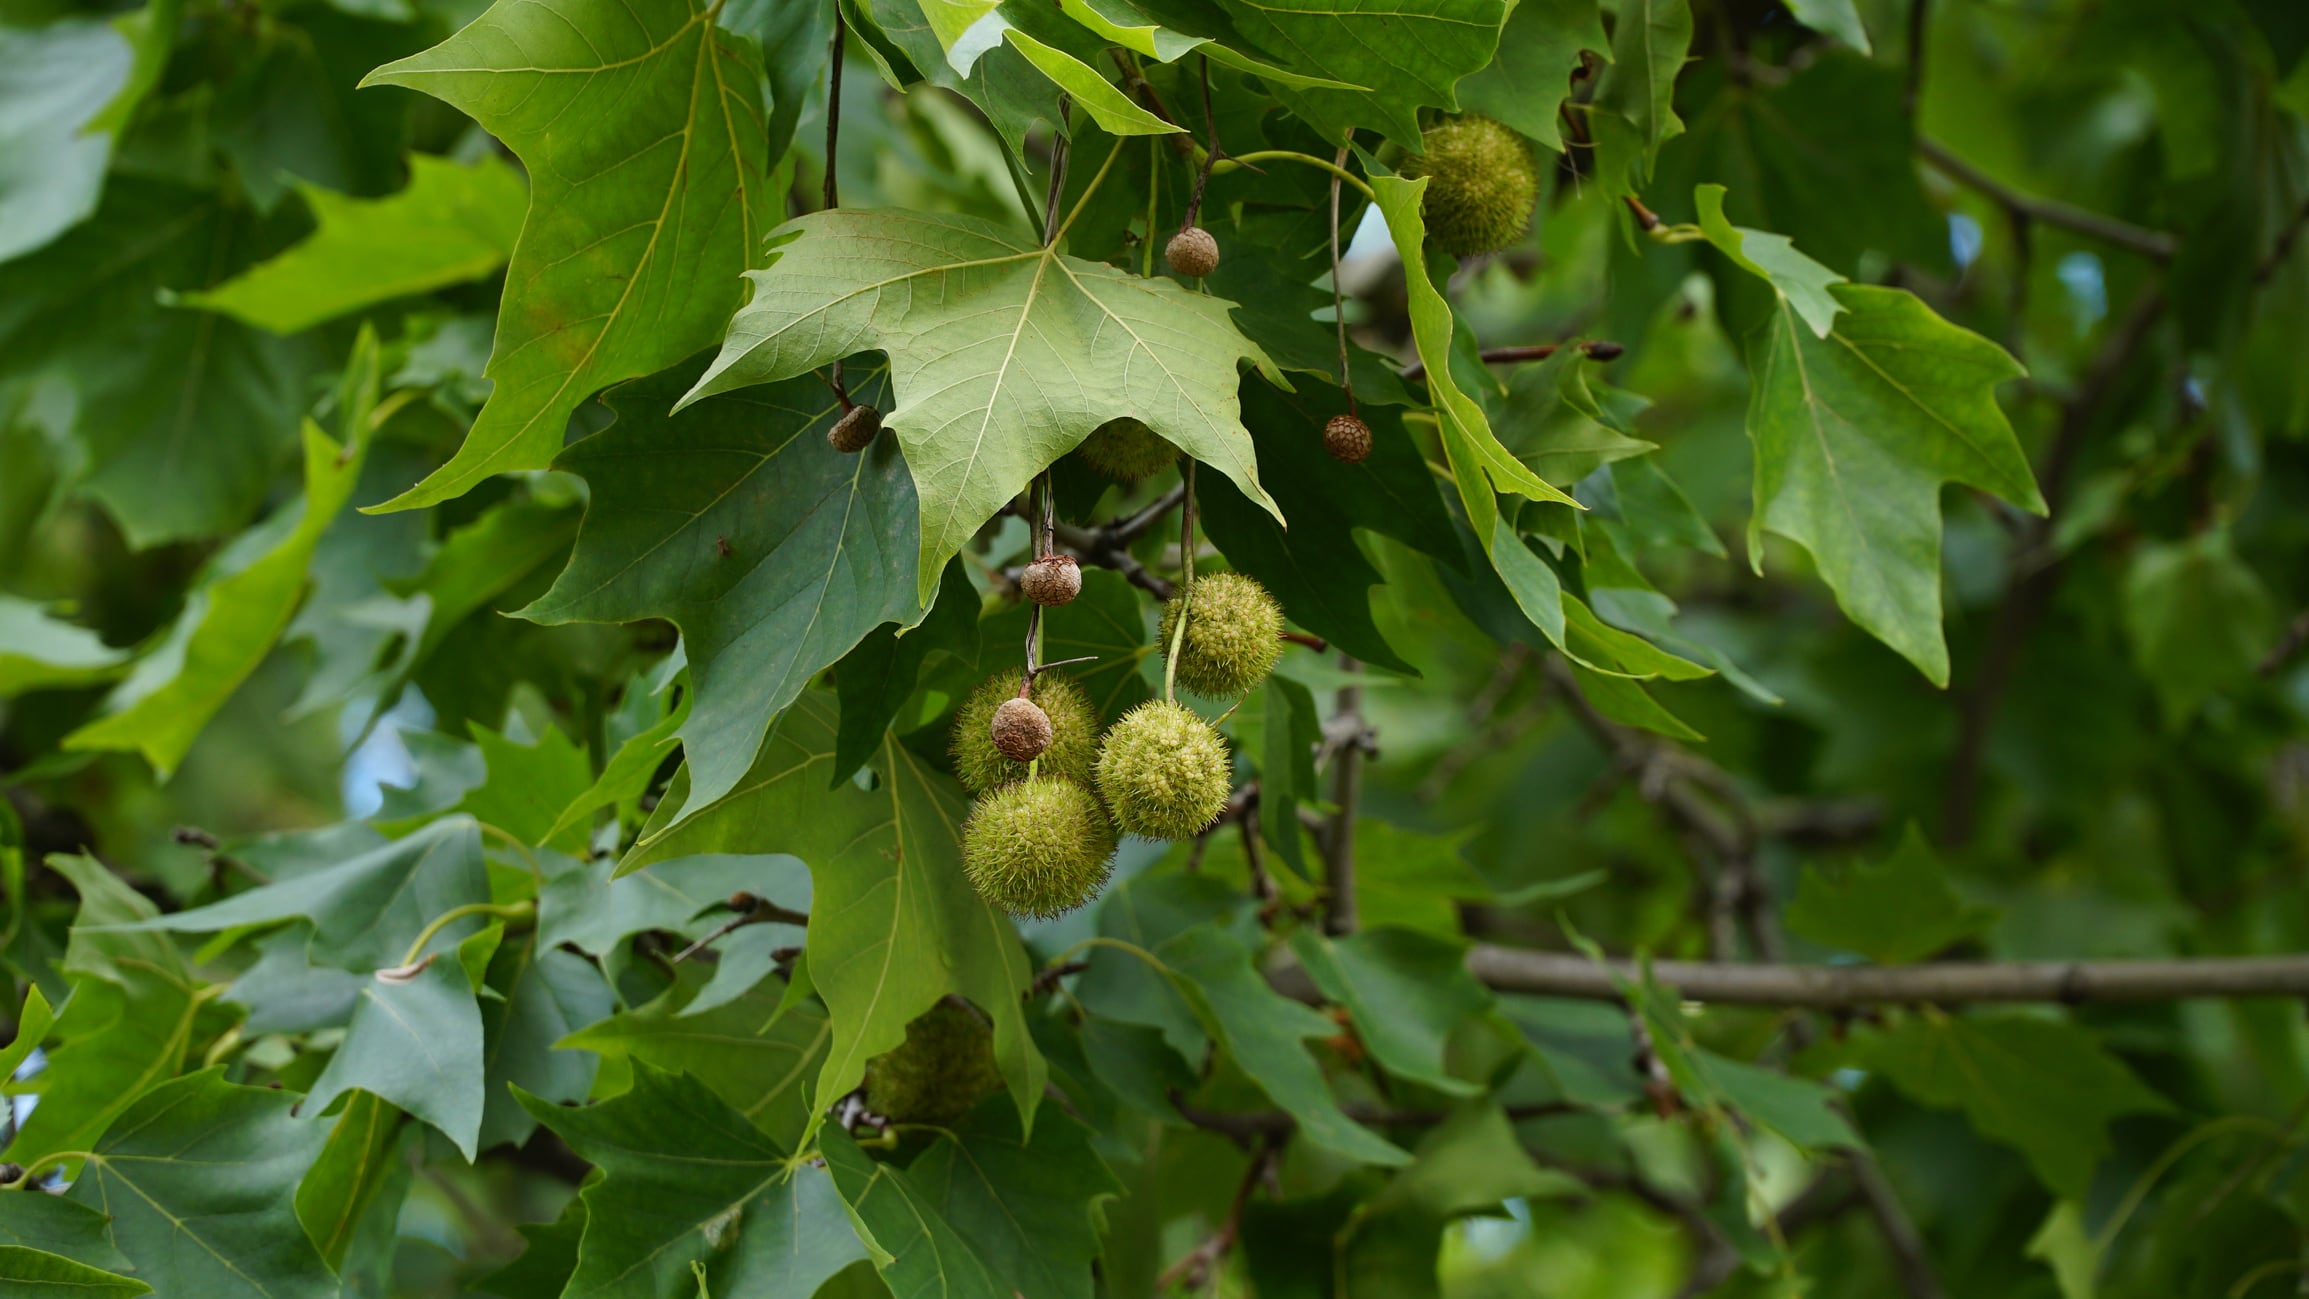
[1156,1133,1278,1290]
[1916,138,2175,261]
[1181,55,1220,228]
[1041,99,1073,247]
[1321,656,1366,935]
[1903,0,1929,116]
[1398,340,1624,383]
[824,18,849,405]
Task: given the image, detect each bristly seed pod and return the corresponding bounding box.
[1021,554,1081,606]
[1093,699,1233,840]
[990,695,1053,763]
[1399,115,1539,257]
[962,777,1117,918]
[828,403,882,453]
[864,1000,1003,1125]
[951,671,1096,792]
[1323,413,1372,464]
[1166,226,1220,278]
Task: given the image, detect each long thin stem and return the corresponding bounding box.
[1052,133,1127,248]
[399,900,534,968]
[1181,55,1220,227]
[1209,150,1374,201]
[1041,99,1074,247]
[825,16,850,404]
[1329,133,1355,415]
[1161,461,1197,703]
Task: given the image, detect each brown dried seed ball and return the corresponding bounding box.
[951,671,1096,792]
[1324,413,1372,464]
[1021,554,1081,606]
[1166,226,1220,277]
[990,696,1053,763]
[828,403,882,453]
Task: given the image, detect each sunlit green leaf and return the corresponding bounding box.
[362,0,771,511]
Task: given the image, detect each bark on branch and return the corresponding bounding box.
[1457,947,2309,1007]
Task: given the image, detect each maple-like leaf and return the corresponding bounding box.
[679,207,1284,604]
[361,0,769,512]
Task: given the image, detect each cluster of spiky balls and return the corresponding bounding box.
[950,572,1288,922]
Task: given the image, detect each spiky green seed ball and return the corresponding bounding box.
[1075,418,1179,482]
[864,999,1003,1126]
[962,778,1118,918]
[951,672,1095,793]
[1400,116,1538,256]
[1094,700,1233,840]
[1157,571,1285,699]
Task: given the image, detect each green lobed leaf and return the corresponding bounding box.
[538,851,808,960]
[822,1126,1010,1299]
[1783,0,1870,50]
[1372,177,1582,623]
[1693,185,1848,338]
[1852,1014,2171,1197]
[678,206,1285,607]
[1289,926,1489,1097]
[62,1071,336,1299]
[2122,529,2279,724]
[524,1064,867,1299]
[523,363,923,819]
[1742,284,2042,685]
[361,0,771,511]
[0,1176,135,1272]
[1784,826,2000,964]
[625,692,1045,1147]
[6,855,200,1170]
[1154,925,1410,1166]
[0,596,132,697]
[294,1090,404,1271]
[0,178,319,546]
[1453,0,1605,152]
[0,1246,151,1298]
[1257,673,1321,874]
[175,154,526,334]
[64,330,381,776]
[906,1104,1123,1299]
[1228,0,1510,144]
[478,933,614,1150]
[560,980,830,1151]
[303,955,487,1159]
[1588,0,1692,190]
[111,816,490,972]
[0,0,175,264]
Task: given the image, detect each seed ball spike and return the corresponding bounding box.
[1157,571,1286,699]
[1075,417,1180,482]
[990,696,1052,763]
[951,671,1096,792]
[1093,699,1233,840]
[1166,225,1220,277]
[1324,413,1372,464]
[1021,554,1081,606]
[1400,115,1540,257]
[828,403,882,453]
[961,777,1118,918]
[863,999,1003,1126]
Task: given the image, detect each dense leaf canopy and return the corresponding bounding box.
[2,0,2307,1296]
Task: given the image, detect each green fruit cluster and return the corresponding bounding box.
[1094,699,1234,840]
[863,999,1003,1126]
[1401,115,1539,256]
[962,777,1118,917]
[951,671,1095,793]
[1159,571,1284,699]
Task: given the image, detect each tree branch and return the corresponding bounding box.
[1456,947,2309,1006]
[1916,138,2176,261]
